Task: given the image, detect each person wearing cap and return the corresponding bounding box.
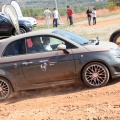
[67,5,73,25]
[86,6,92,25]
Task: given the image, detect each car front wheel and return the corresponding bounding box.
[82,62,110,88]
[14,27,27,35]
[0,78,12,100]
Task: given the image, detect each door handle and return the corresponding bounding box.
[22,61,33,65]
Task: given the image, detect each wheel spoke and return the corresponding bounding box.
[0,91,6,98]
[0,82,2,86]
[0,80,10,99]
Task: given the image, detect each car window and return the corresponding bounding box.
[43,36,76,50]
[3,39,26,57]
[26,35,76,54]
[26,36,45,53]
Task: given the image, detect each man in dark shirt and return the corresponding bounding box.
[30,37,44,53]
[86,6,92,25]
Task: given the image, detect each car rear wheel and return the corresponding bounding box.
[82,62,110,87]
[0,79,12,100]
[14,27,27,35]
[109,30,120,46]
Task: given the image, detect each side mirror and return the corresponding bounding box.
[57,44,66,50]
[57,44,69,54]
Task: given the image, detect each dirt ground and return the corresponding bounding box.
[0,9,120,120]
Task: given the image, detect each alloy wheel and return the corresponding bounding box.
[83,63,109,87]
[0,79,11,100]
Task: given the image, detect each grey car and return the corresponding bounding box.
[0,29,120,100]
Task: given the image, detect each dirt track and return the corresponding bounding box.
[0,11,120,120]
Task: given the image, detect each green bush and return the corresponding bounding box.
[22,8,44,17]
[106,2,117,10]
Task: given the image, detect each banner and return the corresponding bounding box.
[4,4,20,34]
[11,1,23,17]
[2,5,6,14]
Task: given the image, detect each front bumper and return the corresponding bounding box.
[25,25,33,32]
[110,65,120,79]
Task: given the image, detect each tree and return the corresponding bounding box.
[107,0,120,6]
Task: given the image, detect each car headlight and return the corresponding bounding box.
[110,49,120,62]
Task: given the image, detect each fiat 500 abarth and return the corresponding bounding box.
[0,29,120,100]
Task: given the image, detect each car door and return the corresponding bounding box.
[0,39,26,88]
[22,35,77,85]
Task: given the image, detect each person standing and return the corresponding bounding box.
[53,8,59,27]
[86,6,92,26]
[67,6,73,25]
[66,7,69,23]
[92,8,97,25]
[44,8,51,28]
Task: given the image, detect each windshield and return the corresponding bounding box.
[52,30,89,45]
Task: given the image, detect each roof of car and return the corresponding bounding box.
[0,29,57,43]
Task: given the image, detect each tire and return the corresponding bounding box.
[82,62,110,88]
[109,30,120,45]
[0,78,12,100]
[14,27,27,35]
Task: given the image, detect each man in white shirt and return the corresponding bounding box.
[42,37,52,51]
[44,8,51,28]
[53,8,59,27]
[92,8,97,25]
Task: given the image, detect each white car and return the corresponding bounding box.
[18,17,37,27]
[2,1,37,27]
[0,12,37,27]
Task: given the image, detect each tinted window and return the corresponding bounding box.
[3,39,26,56]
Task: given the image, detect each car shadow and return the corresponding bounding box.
[2,78,120,104]
[108,77,120,86]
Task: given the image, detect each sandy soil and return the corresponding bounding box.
[0,9,120,120]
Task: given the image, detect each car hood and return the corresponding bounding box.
[18,17,37,26]
[84,41,118,51]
